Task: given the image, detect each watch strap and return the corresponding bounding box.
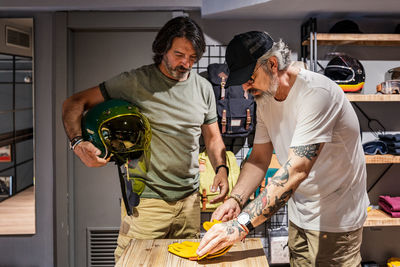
[215,164,229,177]
[245,221,255,232]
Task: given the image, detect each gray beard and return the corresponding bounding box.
[163,58,191,80]
[254,75,279,102]
[255,91,271,105]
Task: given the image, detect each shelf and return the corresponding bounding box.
[302,33,400,46]
[346,94,400,102]
[365,155,400,164]
[364,209,400,227]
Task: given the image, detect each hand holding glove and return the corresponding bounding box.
[168,219,232,260]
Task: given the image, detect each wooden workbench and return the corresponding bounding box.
[116,238,269,267]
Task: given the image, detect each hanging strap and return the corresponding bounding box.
[116,161,141,216]
[221,109,227,133]
[218,72,228,100]
[117,163,133,216]
[220,77,226,99]
[245,109,251,130]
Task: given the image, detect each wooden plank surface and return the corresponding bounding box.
[302,33,400,46]
[0,186,35,235]
[365,155,400,164]
[346,94,400,102]
[364,209,400,227]
[116,238,268,267]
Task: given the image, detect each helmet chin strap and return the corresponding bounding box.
[114,154,144,216]
[101,145,109,160]
[116,160,140,216]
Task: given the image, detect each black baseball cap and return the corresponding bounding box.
[225,31,274,86]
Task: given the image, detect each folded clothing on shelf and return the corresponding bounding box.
[379,195,400,211]
[385,141,400,149]
[389,148,400,155]
[379,133,400,142]
[379,195,400,218]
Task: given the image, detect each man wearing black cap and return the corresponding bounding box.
[197,31,369,266]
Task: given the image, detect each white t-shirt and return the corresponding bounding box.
[254,69,370,232]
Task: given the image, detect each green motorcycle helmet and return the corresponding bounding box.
[81,99,151,161]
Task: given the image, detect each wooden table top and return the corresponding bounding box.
[116,238,269,267]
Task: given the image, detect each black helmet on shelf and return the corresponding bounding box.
[329,20,362,33]
[324,54,365,92]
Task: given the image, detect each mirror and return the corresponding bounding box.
[0,18,35,235]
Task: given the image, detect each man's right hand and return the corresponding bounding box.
[211,198,241,222]
[73,141,109,167]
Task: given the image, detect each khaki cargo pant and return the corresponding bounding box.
[114,192,200,262]
[288,221,363,267]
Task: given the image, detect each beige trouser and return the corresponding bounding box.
[288,221,363,267]
[114,192,200,262]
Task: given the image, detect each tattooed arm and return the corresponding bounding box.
[243,143,324,228]
[197,143,324,257]
[211,142,274,221]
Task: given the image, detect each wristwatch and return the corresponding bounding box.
[237,212,255,232]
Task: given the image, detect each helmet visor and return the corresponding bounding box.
[100,115,148,154]
[324,65,355,83]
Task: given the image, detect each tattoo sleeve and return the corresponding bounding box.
[241,143,321,227]
[290,144,320,160]
[264,189,293,218]
[225,220,245,236]
[269,160,291,187]
[244,186,293,221]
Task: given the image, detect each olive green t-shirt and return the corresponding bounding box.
[100,64,217,201]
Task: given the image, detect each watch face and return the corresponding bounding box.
[237,212,250,225]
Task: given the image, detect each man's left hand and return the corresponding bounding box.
[196,220,246,257]
[209,168,229,203]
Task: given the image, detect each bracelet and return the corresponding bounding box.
[69,136,84,150]
[215,164,229,177]
[238,222,249,235]
[228,194,243,210]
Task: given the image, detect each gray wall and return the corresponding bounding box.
[0,10,398,267]
[71,28,158,267]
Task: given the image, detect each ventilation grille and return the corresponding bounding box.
[6,26,30,49]
[87,227,119,267]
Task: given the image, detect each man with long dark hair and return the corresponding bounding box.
[62,16,228,261]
